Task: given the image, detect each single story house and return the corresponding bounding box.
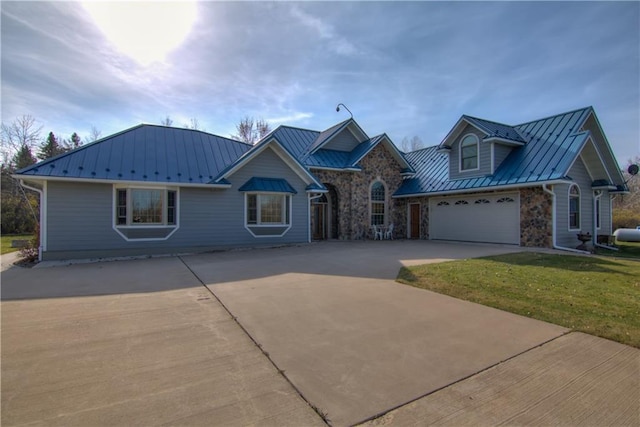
[16,106,627,260]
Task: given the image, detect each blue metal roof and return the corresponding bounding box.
[238,177,297,194]
[17,125,252,185]
[464,116,526,143]
[395,107,594,197]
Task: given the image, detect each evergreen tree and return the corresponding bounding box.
[12,144,37,170]
[70,132,82,149]
[37,131,65,160]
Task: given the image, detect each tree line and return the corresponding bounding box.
[1,115,102,235]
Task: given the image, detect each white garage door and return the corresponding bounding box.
[429,193,520,244]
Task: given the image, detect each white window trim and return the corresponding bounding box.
[112,185,180,242]
[244,192,292,238]
[369,179,388,226]
[459,133,480,173]
[568,184,581,231]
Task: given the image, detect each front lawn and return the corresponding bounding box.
[398,252,640,347]
[596,240,640,260]
[1,234,34,255]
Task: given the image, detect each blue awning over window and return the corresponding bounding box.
[238,177,298,194]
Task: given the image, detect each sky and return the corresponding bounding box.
[1,1,639,165]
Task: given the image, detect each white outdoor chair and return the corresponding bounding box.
[385,223,394,240]
[371,225,383,240]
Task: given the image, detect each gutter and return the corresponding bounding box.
[542,184,591,254]
[12,175,232,189]
[394,179,574,199]
[19,180,45,261]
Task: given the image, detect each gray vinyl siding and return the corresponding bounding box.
[597,191,611,236]
[493,144,513,173]
[554,157,594,248]
[449,125,491,180]
[323,128,360,152]
[42,147,309,260]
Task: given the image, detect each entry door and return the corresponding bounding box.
[409,203,420,239]
[313,204,327,240]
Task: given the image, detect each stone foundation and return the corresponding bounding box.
[519,187,553,247]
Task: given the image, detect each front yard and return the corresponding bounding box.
[398,252,640,348]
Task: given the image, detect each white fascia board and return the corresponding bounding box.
[309,166,361,172]
[218,138,321,187]
[438,117,487,149]
[13,175,231,189]
[392,179,573,198]
[482,137,525,146]
[584,110,626,185]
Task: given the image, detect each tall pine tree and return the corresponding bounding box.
[38,131,65,160]
[12,144,37,170]
[69,132,82,149]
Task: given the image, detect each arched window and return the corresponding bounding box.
[460,134,479,171]
[370,181,386,226]
[569,184,580,230]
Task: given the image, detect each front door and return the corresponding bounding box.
[409,203,420,239]
[312,203,327,240]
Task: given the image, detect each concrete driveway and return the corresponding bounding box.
[2,240,638,426]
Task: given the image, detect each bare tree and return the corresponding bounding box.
[87,126,102,143]
[160,116,173,126]
[230,116,272,145]
[400,135,424,152]
[184,117,202,130]
[1,115,43,166]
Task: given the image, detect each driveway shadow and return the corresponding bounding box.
[478,252,632,276]
[1,257,201,300]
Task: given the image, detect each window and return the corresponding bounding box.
[437,201,450,206]
[497,197,515,203]
[246,194,290,225]
[370,181,386,226]
[460,134,478,171]
[454,200,469,205]
[475,199,490,204]
[569,185,580,230]
[115,188,177,227]
[595,198,601,229]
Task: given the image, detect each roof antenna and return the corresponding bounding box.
[336,103,353,119]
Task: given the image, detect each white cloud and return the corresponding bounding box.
[266,112,314,125]
[289,6,358,56]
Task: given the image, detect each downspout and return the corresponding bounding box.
[542,184,590,254]
[19,180,44,261]
[592,190,618,251]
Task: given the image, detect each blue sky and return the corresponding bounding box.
[2,1,638,164]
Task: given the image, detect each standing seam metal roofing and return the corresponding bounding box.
[17,125,253,184]
[395,107,595,197]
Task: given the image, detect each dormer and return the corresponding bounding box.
[308,119,369,155]
[437,115,525,180]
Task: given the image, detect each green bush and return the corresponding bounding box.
[0,194,38,235]
[613,208,640,231]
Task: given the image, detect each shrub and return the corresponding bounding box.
[613,208,640,231]
[19,224,39,263]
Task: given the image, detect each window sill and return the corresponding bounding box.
[114,225,178,241]
[245,225,291,237]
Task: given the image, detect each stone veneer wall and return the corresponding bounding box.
[312,143,405,240]
[519,187,553,247]
[404,196,430,239]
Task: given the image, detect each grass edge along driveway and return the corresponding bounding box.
[398,252,639,348]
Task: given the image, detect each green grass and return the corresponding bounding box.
[1,234,34,255]
[595,240,640,260]
[398,252,640,347]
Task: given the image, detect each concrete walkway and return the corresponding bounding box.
[182,241,569,426]
[2,240,638,426]
[1,257,324,426]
